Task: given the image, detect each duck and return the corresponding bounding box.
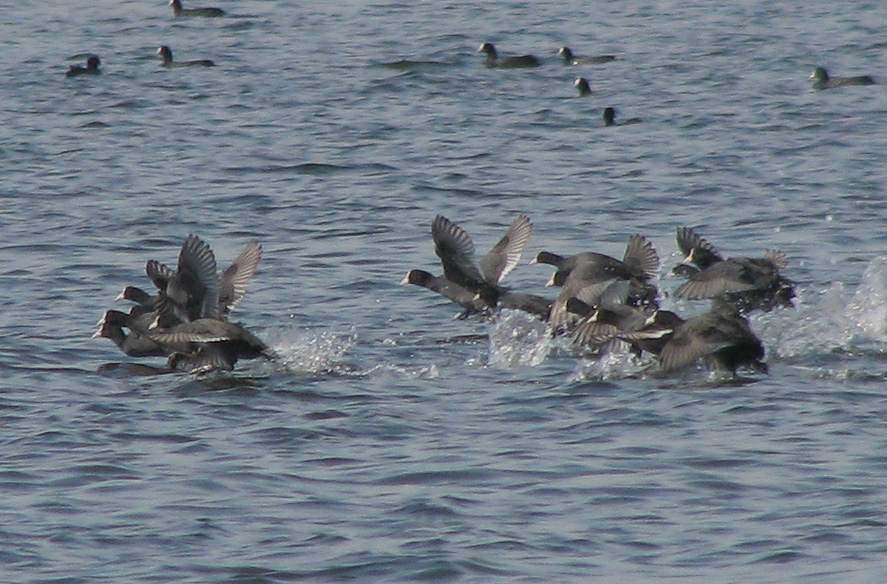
[574,77,592,97]
[66,56,101,77]
[169,0,225,17]
[656,301,767,375]
[532,235,660,304]
[144,318,272,372]
[673,227,795,313]
[557,46,615,65]
[809,66,874,90]
[431,213,533,304]
[603,107,641,127]
[478,42,541,68]
[122,237,262,328]
[93,309,172,358]
[401,269,488,319]
[156,45,215,68]
[401,269,552,321]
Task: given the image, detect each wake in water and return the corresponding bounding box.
[264,327,357,375]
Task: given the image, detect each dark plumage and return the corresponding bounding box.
[574,77,592,96]
[93,309,170,358]
[603,107,641,127]
[157,45,215,68]
[557,46,615,65]
[122,240,262,326]
[145,318,271,372]
[401,269,487,318]
[532,235,660,311]
[656,302,767,375]
[170,0,225,17]
[673,227,795,313]
[809,67,874,90]
[431,214,533,303]
[478,42,541,68]
[66,56,101,77]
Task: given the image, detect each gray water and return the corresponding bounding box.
[3,0,887,581]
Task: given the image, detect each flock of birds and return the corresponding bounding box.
[78,9,872,375]
[474,41,876,126]
[65,0,221,77]
[403,215,796,377]
[94,235,274,373]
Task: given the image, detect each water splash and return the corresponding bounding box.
[486,310,552,368]
[757,256,887,359]
[266,327,356,374]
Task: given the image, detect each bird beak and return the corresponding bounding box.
[545,274,556,286]
[399,273,410,285]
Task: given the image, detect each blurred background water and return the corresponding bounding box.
[2,0,887,581]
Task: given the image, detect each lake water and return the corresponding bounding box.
[3,0,887,581]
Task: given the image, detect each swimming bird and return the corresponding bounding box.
[169,0,225,17]
[809,66,874,90]
[673,227,795,313]
[157,45,215,68]
[603,107,641,127]
[66,56,101,77]
[656,301,767,375]
[574,77,592,96]
[558,46,615,65]
[478,42,541,68]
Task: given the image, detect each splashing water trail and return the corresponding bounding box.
[486,310,552,368]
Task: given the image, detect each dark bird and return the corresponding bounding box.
[530,235,659,316]
[603,107,641,127]
[431,213,533,303]
[574,77,592,96]
[66,56,101,77]
[478,42,541,68]
[145,318,272,373]
[157,45,215,68]
[401,269,552,321]
[809,66,874,90]
[169,0,225,17]
[656,302,767,375]
[557,46,615,65]
[673,227,795,313]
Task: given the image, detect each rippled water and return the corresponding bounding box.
[3,0,887,581]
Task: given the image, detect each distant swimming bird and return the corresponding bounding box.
[66,56,101,77]
[557,46,615,65]
[574,77,592,96]
[809,66,874,90]
[673,227,795,313]
[656,301,767,375]
[156,45,215,68]
[603,107,641,127]
[478,42,541,68]
[169,0,225,17]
